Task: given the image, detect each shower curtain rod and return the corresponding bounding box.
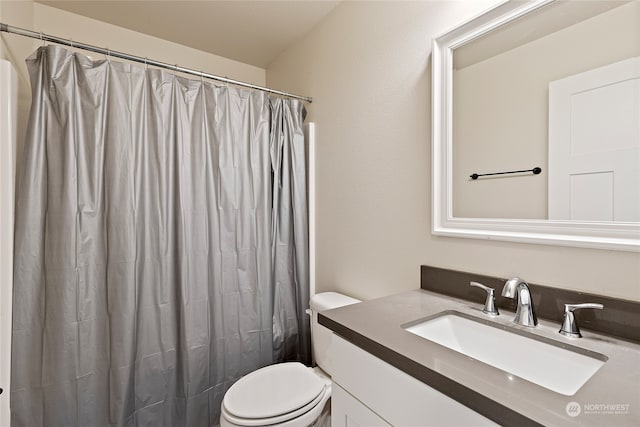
[0,23,313,103]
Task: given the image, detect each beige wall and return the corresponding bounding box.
[267,0,640,302]
[453,1,640,219]
[0,0,34,173]
[1,1,266,170]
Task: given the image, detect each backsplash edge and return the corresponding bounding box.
[420,265,640,344]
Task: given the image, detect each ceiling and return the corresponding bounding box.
[35,0,341,68]
[454,0,628,69]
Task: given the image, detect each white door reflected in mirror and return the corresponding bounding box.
[549,57,640,222]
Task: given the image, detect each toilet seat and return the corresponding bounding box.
[220,362,331,427]
[221,386,328,426]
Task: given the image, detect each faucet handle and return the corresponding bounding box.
[559,303,604,338]
[470,282,499,316]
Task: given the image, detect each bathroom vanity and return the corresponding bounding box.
[320,266,640,426]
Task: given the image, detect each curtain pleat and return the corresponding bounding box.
[11,45,309,427]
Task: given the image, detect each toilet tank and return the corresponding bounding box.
[309,292,360,375]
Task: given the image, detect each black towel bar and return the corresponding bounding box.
[470,167,542,180]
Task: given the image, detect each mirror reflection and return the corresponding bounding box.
[452,0,640,221]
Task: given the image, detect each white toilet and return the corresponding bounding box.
[220,292,361,427]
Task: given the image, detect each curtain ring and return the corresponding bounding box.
[39,32,44,47]
[69,38,74,48]
[144,57,148,70]
[200,71,204,83]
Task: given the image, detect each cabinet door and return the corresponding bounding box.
[332,335,497,426]
[332,383,391,427]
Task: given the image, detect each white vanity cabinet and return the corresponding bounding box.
[332,383,390,427]
[330,335,497,427]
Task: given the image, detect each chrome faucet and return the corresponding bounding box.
[501,277,537,327]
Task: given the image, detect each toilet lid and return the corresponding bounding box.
[221,389,326,427]
[223,362,326,419]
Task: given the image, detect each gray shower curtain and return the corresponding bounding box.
[11,45,310,427]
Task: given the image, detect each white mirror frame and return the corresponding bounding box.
[432,0,640,252]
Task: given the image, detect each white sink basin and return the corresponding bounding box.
[404,312,606,396]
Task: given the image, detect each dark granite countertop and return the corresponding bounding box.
[320,289,640,427]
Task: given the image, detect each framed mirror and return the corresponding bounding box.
[432,0,640,251]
